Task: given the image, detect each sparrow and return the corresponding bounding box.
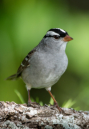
[7,28,73,112]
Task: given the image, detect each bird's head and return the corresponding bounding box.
[43,28,73,50]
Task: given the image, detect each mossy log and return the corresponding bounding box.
[0,101,89,129]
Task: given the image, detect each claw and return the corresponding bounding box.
[27,101,38,107]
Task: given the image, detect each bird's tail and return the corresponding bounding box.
[6,74,18,80]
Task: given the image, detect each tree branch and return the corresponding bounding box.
[0,101,89,129]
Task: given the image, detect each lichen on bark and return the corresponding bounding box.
[0,101,89,129]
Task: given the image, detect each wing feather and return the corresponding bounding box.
[6,49,36,80]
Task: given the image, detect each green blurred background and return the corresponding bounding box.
[0,0,89,110]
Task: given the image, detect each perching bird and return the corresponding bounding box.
[7,28,73,112]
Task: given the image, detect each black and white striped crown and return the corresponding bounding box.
[44,28,68,38]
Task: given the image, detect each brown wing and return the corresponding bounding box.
[17,49,36,77]
[6,49,36,80]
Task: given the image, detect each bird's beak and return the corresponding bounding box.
[63,35,73,42]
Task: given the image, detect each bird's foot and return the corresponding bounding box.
[53,102,64,114]
[27,101,40,108]
[27,101,38,107]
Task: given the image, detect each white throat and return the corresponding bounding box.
[59,42,67,51]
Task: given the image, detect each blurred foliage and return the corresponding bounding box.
[62,99,76,109]
[0,0,89,111]
[15,90,76,109]
[14,90,25,104]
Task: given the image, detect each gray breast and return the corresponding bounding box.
[22,50,68,89]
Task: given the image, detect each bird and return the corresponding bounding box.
[7,28,73,112]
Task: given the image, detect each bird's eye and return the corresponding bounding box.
[54,35,60,39]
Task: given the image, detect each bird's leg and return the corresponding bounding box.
[48,90,63,113]
[27,89,32,106]
[27,89,38,106]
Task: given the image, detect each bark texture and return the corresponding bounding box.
[0,101,89,129]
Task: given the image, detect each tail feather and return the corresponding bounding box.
[6,74,18,80]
